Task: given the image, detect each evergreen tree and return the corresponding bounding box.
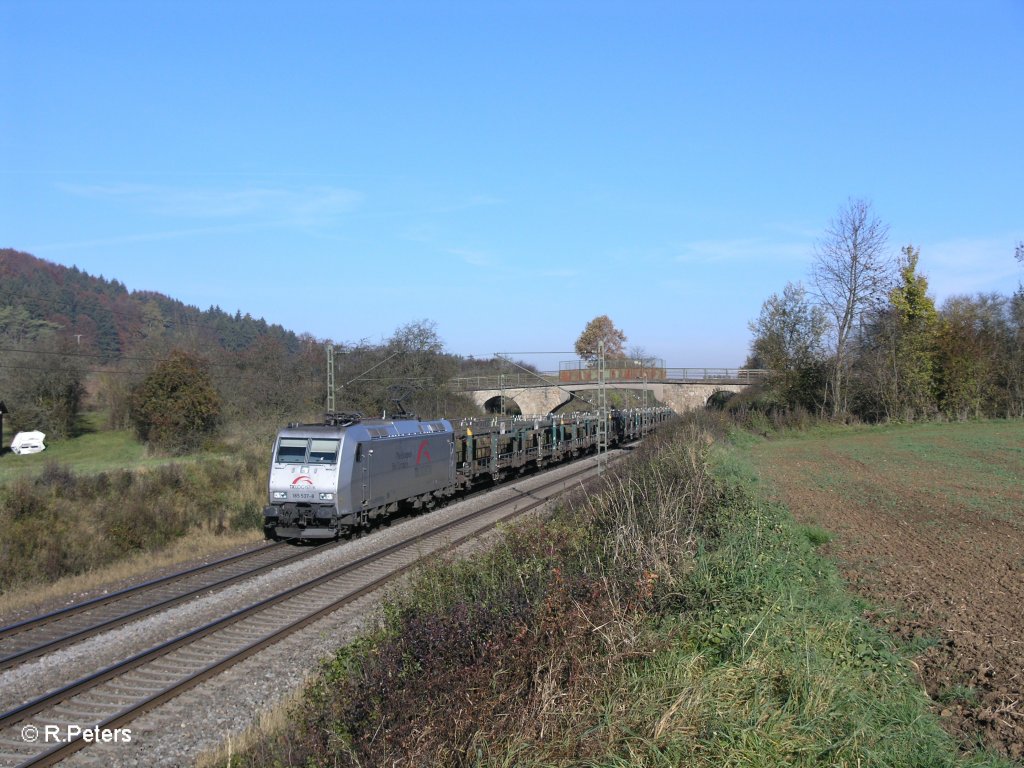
[886,246,939,419]
[129,350,221,453]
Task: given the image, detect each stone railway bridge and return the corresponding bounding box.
[451,367,766,416]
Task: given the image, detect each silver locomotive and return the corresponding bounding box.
[264,407,672,541]
[264,415,455,540]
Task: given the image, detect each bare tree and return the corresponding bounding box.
[812,199,893,416]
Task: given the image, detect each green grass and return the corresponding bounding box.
[0,412,236,484]
[755,420,1023,528]
[1,428,148,482]
[797,522,834,546]
[633,446,998,768]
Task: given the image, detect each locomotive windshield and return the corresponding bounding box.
[275,437,341,464]
[276,438,308,463]
[309,439,340,464]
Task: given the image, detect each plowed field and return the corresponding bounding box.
[748,421,1024,762]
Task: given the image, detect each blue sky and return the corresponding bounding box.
[2,1,1022,368]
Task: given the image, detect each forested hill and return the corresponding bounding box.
[0,249,304,360]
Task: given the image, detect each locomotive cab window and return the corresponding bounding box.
[276,438,308,463]
[309,439,340,464]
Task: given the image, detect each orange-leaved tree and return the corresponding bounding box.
[574,315,626,361]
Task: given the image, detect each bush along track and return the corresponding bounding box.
[225,422,1011,768]
[0,453,267,593]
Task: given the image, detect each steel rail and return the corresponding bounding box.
[0,454,616,767]
[0,541,335,672]
[0,543,281,641]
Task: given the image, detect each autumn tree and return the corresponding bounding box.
[812,199,893,416]
[129,350,221,453]
[934,294,1008,419]
[1012,243,1024,414]
[745,238,1024,422]
[1007,284,1024,416]
[575,315,627,361]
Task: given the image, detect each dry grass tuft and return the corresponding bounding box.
[0,528,262,620]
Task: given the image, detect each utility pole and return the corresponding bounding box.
[326,343,336,415]
[0,401,8,456]
[597,340,608,472]
[641,360,648,435]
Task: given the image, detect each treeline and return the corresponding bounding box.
[113,318,518,454]
[0,249,524,450]
[744,200,1024,422]
[0,249,311,442]
[0,308,326,444]
[0,249,304,361]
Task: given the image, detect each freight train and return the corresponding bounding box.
[263,407,671,541]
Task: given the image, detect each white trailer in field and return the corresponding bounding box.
[10,430,46,455]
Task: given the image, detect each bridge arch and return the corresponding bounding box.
[469,388,573,416]
[482,395,522,415]
[467,382,751,415]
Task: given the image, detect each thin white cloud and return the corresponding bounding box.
[446,247,501,268]
[918,235,1023,298]
[539,268,579,278]
[57,182,362,225]
[434,194,504,213]
[370,193,504,224]
[674,236,811,264]
[30,224,249,252]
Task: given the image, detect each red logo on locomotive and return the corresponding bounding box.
[416,440,431,464]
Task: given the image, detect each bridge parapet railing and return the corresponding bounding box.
[451,368,768,391]
[665,368,768,383]
[450,372,561,391]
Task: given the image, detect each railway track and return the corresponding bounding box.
[0,454,611,767]
[0,541,333,673]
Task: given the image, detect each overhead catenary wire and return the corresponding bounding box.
[495,351,599,409]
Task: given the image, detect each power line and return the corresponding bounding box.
[0,344,317,371]
[0,345,456,385]
[0,362,320,385]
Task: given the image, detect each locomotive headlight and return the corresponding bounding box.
[273,491,287,499]
[319,492,334,500]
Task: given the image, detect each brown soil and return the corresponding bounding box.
[750,436,1024,762]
